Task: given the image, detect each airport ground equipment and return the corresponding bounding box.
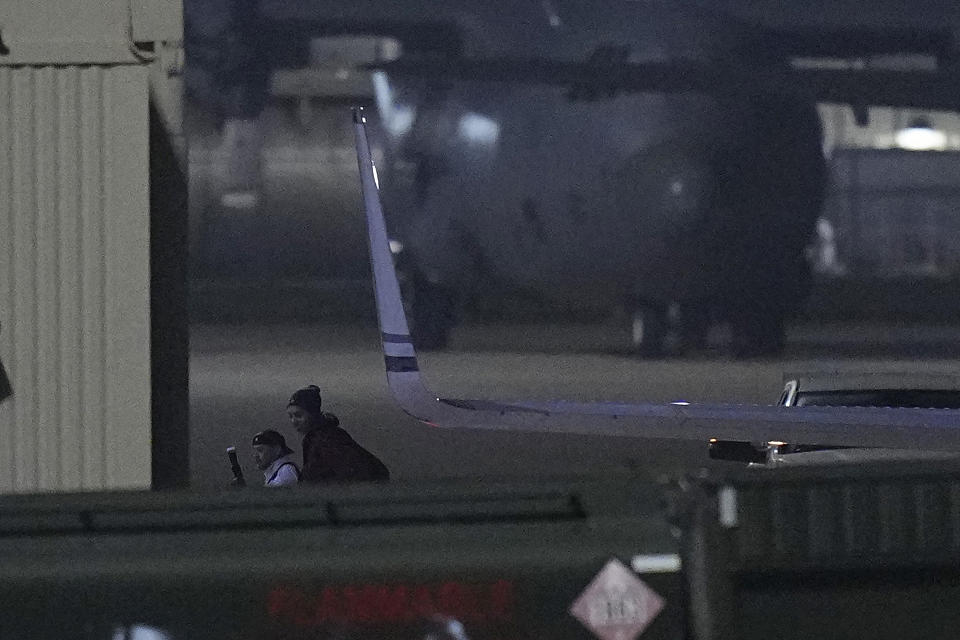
[680,458,960,639]
[710,372,960,464]
[7,460,960,638]
[0,478,685,640]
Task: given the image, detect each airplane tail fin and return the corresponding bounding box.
[353,108,442,420]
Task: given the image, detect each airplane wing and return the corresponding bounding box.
[370,53,960,113]
[354,19,960,113]
[353,108,960,453]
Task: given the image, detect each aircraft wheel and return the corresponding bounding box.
[630,306,668,356]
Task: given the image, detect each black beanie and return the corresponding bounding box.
[288,385,322,415]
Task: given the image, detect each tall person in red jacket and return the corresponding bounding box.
[286,385,390,483]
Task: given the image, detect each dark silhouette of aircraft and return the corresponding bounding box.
[189,0,960,356]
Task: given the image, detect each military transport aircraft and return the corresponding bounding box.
[192,0,960,357]
[354,107,960,456]
[358,6,955,357]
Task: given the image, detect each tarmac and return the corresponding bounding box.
[189,319,960,490]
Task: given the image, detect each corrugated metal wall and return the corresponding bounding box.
[824,149,960,275]
[0,65,152,492]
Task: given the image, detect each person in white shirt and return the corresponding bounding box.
[252,429,301,487]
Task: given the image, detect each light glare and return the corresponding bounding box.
[221,191,258,209]
[112,625,171,640]
[458,112,500,146]
[896,126,947,151]
[371,71,415,136]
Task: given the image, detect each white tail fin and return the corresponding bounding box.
[353,107,960,452]
[353,108,442,421]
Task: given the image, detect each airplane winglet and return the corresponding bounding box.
[353,107,446,422]
[352,107,960,453]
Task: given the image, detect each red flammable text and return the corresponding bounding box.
[268,580,515,627]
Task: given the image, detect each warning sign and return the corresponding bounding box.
[569,558,665,640]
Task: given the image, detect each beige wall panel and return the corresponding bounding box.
[103,66,152,489]
[0,0,137,65]
[0,65,151,493]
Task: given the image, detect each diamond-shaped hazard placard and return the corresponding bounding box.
[569,558,665,640]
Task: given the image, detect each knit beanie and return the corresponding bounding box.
[287,384,323,415]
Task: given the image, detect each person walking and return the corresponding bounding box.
[286,385,390,483]
[252,429,301,487]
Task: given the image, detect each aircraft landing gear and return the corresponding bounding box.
[626,298,789,358]
[407,272,458,350]
[630,305,669,357]
[629,302,715,357]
